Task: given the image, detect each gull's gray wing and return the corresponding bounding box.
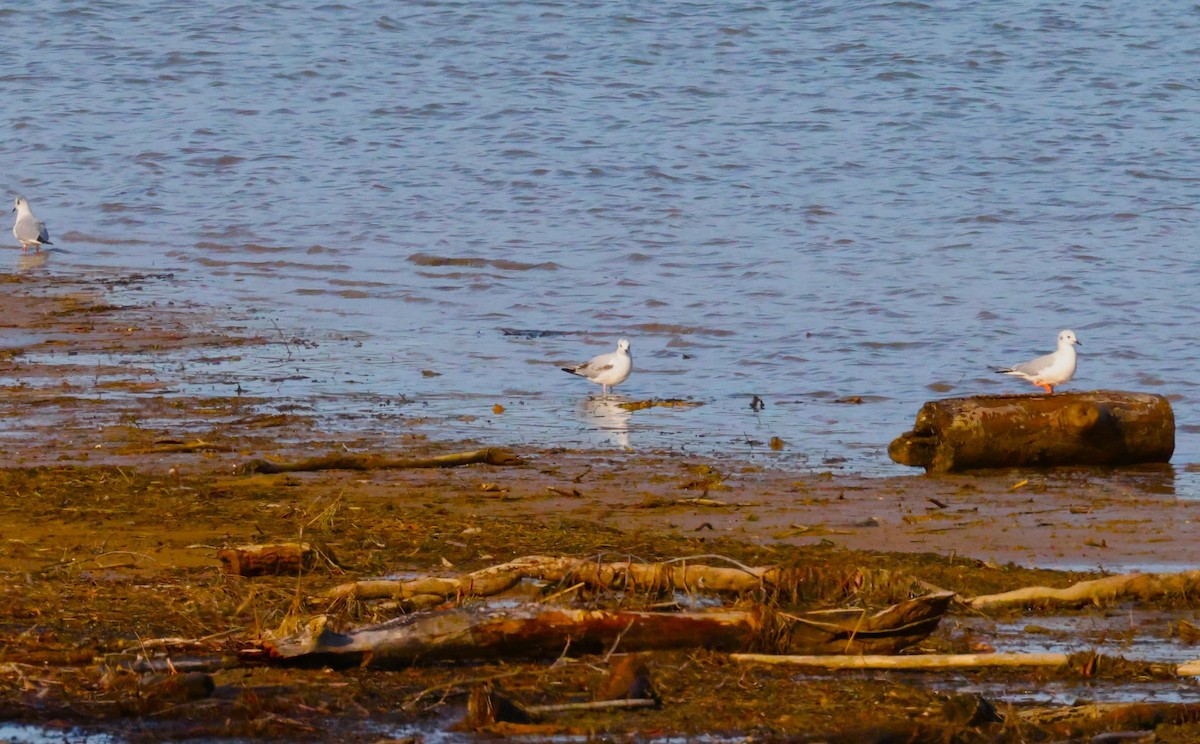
[578,353,616,378]
[15,213,50,244]
[1012,350,1056,376]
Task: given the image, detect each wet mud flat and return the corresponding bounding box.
[4,275,1200,741]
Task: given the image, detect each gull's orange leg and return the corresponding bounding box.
[1040,383,1054,394]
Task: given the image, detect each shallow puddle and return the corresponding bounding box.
[0,724,119,744]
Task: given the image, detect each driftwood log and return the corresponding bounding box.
[238,447,523,474]
[249,593,952,668]
[888,391,1174,473]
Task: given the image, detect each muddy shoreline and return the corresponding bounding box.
[3,273,1200,741]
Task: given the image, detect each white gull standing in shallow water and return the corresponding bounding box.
[12,196,52,254]
[996,329,1080,394]
[561,339,632,400]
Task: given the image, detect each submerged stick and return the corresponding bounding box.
[527,699,659,714]
[238,447,524,474]
[130,439,233,454]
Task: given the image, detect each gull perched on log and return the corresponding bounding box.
[561,339,632,400]
[12,196,52,253]
[996,330,1080,394]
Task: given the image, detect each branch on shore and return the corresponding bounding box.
[320,555,898,610]
[323,556,535,609]
[1018,701,1200,740]
[966,569,1200,610]
[734,649,1193,678]
[238,447,524,474]
[731,651,1072,671]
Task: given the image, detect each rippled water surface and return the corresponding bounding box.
[3,1,1200,479]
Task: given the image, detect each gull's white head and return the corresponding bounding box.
[13,196,26,213]
[617,338,630,353]
[1058,330,1080,348]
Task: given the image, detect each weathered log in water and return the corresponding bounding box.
[888,391,1174,473]
[251,593,952,669]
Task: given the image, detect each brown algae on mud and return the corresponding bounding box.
[4,276,1200,740]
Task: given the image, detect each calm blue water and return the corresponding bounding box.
[3,2,1200,478]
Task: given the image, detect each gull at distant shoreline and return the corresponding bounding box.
[996,329,1080,394]
[12,196,52,254]
[561,339,632,400]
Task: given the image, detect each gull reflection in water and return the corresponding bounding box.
[16,251,48,272]
[582,397,632,449]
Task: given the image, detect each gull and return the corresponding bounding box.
[12,196,52,254]
[996,329,1080,394]
[561,339,632,400]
